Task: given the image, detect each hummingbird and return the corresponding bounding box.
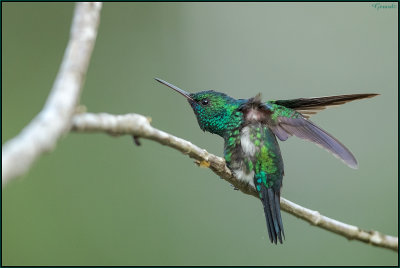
[155,78,378,244]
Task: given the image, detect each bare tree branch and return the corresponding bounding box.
[71,112,398,252]
[2,3,102,185]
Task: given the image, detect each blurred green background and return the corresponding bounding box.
[2,2,398,266]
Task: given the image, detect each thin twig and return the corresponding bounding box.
[71,112,398,252]
[2,3,102,185]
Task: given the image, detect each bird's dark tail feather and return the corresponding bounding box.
[261,187,284,244]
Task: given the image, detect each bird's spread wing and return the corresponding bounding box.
[271,94,378,118]
[263,102,358,169]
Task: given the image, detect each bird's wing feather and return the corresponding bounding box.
[272,94,378,118]
[263,102,358,169]
[277,116,358,169]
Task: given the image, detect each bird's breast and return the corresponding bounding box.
[240,126,259,157]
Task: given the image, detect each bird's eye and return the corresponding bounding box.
[201,99,209,106]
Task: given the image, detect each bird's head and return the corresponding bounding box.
[155,78,243,137]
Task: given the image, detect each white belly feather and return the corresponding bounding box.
[240,126,257,156]
[233,169,255,187]
[231,126,261,188]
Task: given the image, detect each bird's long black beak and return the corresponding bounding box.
[155,78,195,102]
